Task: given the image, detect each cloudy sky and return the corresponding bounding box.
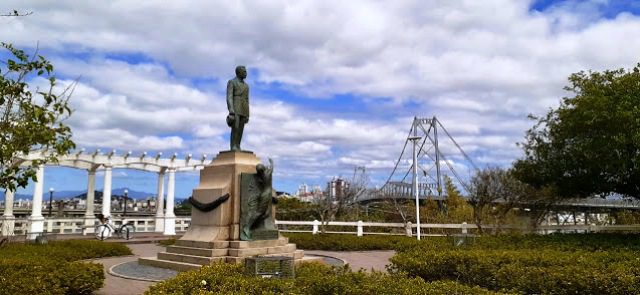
[2,0,640,198]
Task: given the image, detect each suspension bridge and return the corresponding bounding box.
[358,116,476,203]
[357,116,640,211]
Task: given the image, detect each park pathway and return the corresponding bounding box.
[92,243,160,295]
[91,244,394,295]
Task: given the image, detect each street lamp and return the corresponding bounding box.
[408,135,422,241]
[48,187,55,217]
[123,189,129,217]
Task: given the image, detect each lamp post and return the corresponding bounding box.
[48,187,55,217]
[409,117,422,241]
[123,189,128,217]
[409,135,422,241]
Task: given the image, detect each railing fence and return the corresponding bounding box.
[3,217,640,238]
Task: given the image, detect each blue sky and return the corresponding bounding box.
[2,0,640,199]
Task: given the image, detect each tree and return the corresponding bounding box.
[275,197,315,221]
[442,175,473,223]
[514,64,640,199]
[0,43,75,192]
[468,167,505,233]
[468,167,536,233]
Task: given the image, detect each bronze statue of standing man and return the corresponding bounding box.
[226,66,249,151]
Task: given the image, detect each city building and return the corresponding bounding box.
[327,177,349,200]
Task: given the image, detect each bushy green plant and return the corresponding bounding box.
[0,240,132,260]
[0,259,104,295]
[389,235,640,295]
[147,262,504,295]
[0,240,131,295]
[284,232,434,251]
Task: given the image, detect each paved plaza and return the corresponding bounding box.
[91,243,395,295]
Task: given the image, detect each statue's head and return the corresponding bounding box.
[256,163,266,175]
[235,65,247,79]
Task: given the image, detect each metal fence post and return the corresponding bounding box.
[405,221,413,237]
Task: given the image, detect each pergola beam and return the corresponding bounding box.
[7,148,213,238]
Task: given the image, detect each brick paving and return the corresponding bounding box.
[93,244,395,295]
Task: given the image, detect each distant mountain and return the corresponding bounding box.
[0,187,158,201]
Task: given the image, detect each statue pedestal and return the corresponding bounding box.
[183,150,259,242]
[140,151,305,271]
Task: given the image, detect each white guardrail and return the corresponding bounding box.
[277,220,640,236]
[4,217,640,237]
[8,217,191,236]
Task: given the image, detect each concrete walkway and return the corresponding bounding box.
[304,250,395,272]
[92,243,162,295]
[92,244,395,295]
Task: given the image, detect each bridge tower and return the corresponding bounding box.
[377,116,478,202]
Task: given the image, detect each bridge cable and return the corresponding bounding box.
[435,118,480,171]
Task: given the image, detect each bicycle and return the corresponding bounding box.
[94,214,135,240]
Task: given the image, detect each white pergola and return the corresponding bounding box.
[1,149,211,238]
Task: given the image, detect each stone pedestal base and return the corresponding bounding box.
[154,215,165,232]
[139,236,305,271]
[27,216,44,240]
[0,216,15,236]
[82,216,95,235]
[164,216,176,235]
[139,151,308,271]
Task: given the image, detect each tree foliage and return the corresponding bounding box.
[514,64,640,199]
[0,43,75,191]
[467,167,544,233]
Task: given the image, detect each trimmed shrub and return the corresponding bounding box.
[147,262,504,295]
[0,240,131,295]
[389,247,640,295]
[0,259,104,295]
[0,240,132,261]
[466,233,640,252]
[283,232,430,251]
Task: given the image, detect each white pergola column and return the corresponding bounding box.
[1,189,15,236]
[83,169,96,234]
[28,165,45,239]
[102,166,112,217]
[163,168,176,235]
[155,170,165,232]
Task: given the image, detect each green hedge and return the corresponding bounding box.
[0,240,132,260]
[0,240,132,295]
[389,237,640,295]
[283,232,430,251]
[147,262,504,295]
[0,259,103,295]
[466,233,640,252]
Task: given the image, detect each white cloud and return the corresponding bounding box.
[2,0,639,191]
[73,128,184,151]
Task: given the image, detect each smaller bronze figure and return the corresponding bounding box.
[226,65,249,151]
[240,159,278,240]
